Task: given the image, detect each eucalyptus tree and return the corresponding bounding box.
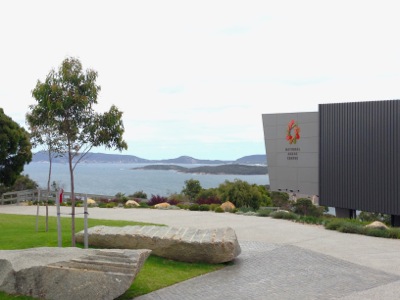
[182,179,203,202]
[29,57,128,245]
[0,108,32,189]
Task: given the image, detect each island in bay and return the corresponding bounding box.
[132,164,268,175]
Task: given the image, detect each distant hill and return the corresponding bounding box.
[31,151,150,164]
[235,155,266,165]
[31,151,267,165]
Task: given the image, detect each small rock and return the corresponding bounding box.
[154,202,170,209]
[125,200,140,207]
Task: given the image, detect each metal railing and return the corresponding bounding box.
[1,189,115,205]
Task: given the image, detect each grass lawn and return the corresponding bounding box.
[0,213,224,299]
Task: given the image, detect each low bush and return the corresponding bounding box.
[189,204,199,211]
[386,228,400,239]
[148,195,168,206]
[168,198,181,206]
[270,210,298,220]
[238,207,255,213]
[214,207,224,213]
[196,196,221,205]
[256,208,274,217]
[199,204,210,211]
[324,218,366,235]
[365,228,390,238]
[337,222,365,234]
[209,204,220,211]
[358,211,391,225]
[139,202,149,208]
[324,219,345,231]
[293,198,324,217]
[296,215,324,225]
[129,190,148,199]
[177,204,189,210]
[106,202,117,208]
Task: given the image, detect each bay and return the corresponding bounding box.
[23,162,269,197]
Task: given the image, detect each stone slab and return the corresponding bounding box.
[76,225,241,264]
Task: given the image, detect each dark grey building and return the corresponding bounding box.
[263,99,400,226]
[319,100,400,225]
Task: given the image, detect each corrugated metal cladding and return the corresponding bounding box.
[319,100,400,215]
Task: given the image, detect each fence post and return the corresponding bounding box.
[84,194,88,249]
[35,190,40,232]
[57,189,62,247]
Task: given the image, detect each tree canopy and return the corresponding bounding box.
[0,108,32,188]
[182,179,203,201]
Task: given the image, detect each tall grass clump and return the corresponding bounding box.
[270,210,298,220]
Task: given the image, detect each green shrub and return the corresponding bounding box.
[199,204,210,211]
[325,219,365,234]
[365,228,390,238]
[358,211,391,225]
[256,208,274,217]
[386,228,400,239]
[189,204,199,211]
[177,204,189,210]
[296,215,324,225]
[139,202,149,208]
[130,190,148,199]
[270,191,291,210]
[106,202,117,208]
[324,219,345,231]
[209,204,220,211]
[292,198,324,217]
[239,207,255,213]
[270,210,298,220]
[214,207,224,213]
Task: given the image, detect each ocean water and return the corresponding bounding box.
[23,162,269,197]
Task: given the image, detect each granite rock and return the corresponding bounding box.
[0,247,151,300]
[77,225,241,264]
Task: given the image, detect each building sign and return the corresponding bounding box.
[262,112,318,196]
[286,147,300,160]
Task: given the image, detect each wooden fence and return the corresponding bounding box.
[1,189,115,205]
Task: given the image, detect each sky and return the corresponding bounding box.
[1,0,399,160]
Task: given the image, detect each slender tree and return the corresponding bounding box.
[0,108,32,189]
[30,57,128,245]
[26,108,64,231]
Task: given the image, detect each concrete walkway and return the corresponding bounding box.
[1,205,400,299]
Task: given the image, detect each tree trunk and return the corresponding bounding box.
[68,149,76,247]
[46,150,52,232]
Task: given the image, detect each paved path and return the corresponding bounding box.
[1,205,400,299]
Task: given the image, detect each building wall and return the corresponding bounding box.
[319,100,400,215]
[262,112,318,196]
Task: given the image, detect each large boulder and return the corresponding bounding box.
[77,225,241,264]
[0,247,151,300]
[220,201,236,212]
[365,221,389,230]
